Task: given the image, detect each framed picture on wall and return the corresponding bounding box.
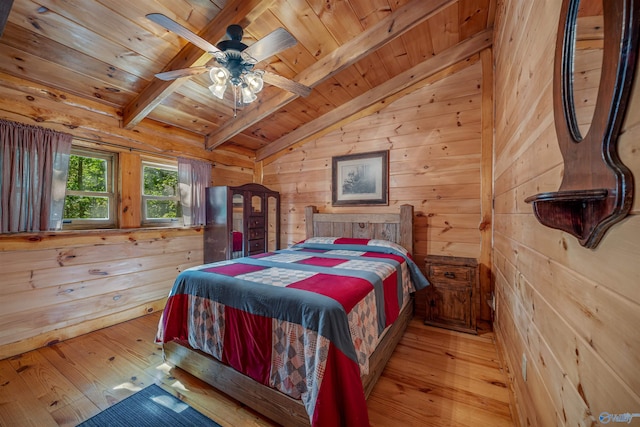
[332,150,389,206]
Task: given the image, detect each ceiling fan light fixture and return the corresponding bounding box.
[244,71,264,94]
[240,84,257,104]
[239,50,258,66]
[209,83,227,99]
[209,67,229,85]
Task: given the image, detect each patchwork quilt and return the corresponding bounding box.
[157,237,429,426]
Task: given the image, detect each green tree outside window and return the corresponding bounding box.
[143,164,180,220]
[64,154,109,219]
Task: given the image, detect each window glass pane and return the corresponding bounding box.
[64,149,114,226]
[67,155,107,192]
[64,196,109,219]
[142,162,180,224]
[143,166,178,196]
[145,199,180,219]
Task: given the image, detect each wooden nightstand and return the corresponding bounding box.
[424,255,479,334]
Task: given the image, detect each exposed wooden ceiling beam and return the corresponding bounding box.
[256,28,494,162]
[121,0,272,130]
[0,0,13,38]
[204,0,457,151]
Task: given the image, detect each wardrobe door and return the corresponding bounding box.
[247,193,266,255]
[230,192,244,258]
[267,194,279,252]
[204,186,230,263]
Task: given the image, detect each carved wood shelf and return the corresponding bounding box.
[524,189,612,247]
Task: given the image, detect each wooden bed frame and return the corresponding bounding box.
[163,205,415,427]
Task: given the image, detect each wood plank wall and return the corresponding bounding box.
[0,228,202,360]
[493,1,640,425]
[0,72,254,358]
[262,58,492,320]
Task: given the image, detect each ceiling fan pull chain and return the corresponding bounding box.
[233,85,238,118]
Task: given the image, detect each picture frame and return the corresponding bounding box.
[332,150,389,206]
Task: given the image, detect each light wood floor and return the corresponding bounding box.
[0,313,516,426]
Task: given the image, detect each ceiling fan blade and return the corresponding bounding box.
[155,66,209,81]
[262,71,311,97]
[244,28,297,63]
[146,13,220,54]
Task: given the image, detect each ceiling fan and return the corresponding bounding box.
[146,13,311,106]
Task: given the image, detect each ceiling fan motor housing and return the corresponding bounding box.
[216,24,247,52]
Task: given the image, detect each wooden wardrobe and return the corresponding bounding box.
[204,183,280,263]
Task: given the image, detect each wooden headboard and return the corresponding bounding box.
[304,205,414,254]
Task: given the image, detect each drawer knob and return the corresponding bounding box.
[444,271,456,279]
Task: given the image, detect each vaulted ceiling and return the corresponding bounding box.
[0,0,495,161]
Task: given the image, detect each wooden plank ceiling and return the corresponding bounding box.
[0,0,495,161]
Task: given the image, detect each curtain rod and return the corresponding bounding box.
[72,135,183,161]
[3,118,202,161]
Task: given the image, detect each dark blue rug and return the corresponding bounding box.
[77,384,221,426]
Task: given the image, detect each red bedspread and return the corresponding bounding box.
[157,237,429,426]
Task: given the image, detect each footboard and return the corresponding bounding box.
[163,298,414,427]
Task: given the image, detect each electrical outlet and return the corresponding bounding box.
[521,353,527,381]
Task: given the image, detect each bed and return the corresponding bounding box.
[157,205,428,426]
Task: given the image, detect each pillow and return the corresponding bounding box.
[367,239,409,256]
[300,237,409,256]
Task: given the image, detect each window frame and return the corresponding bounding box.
[63,147,117,229]
[141,159,182,227]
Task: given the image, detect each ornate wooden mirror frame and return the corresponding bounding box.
[525,0,640,248]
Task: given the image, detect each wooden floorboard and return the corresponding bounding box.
[0,314,516,426]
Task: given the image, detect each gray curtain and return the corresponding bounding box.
[178,157,212,226]
[0,120,72,232]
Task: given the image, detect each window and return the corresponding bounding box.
[142,160,182,226]
[60,147,184,230]
[63,148,116,228]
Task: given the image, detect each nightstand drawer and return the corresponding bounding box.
[427,264,473,286]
